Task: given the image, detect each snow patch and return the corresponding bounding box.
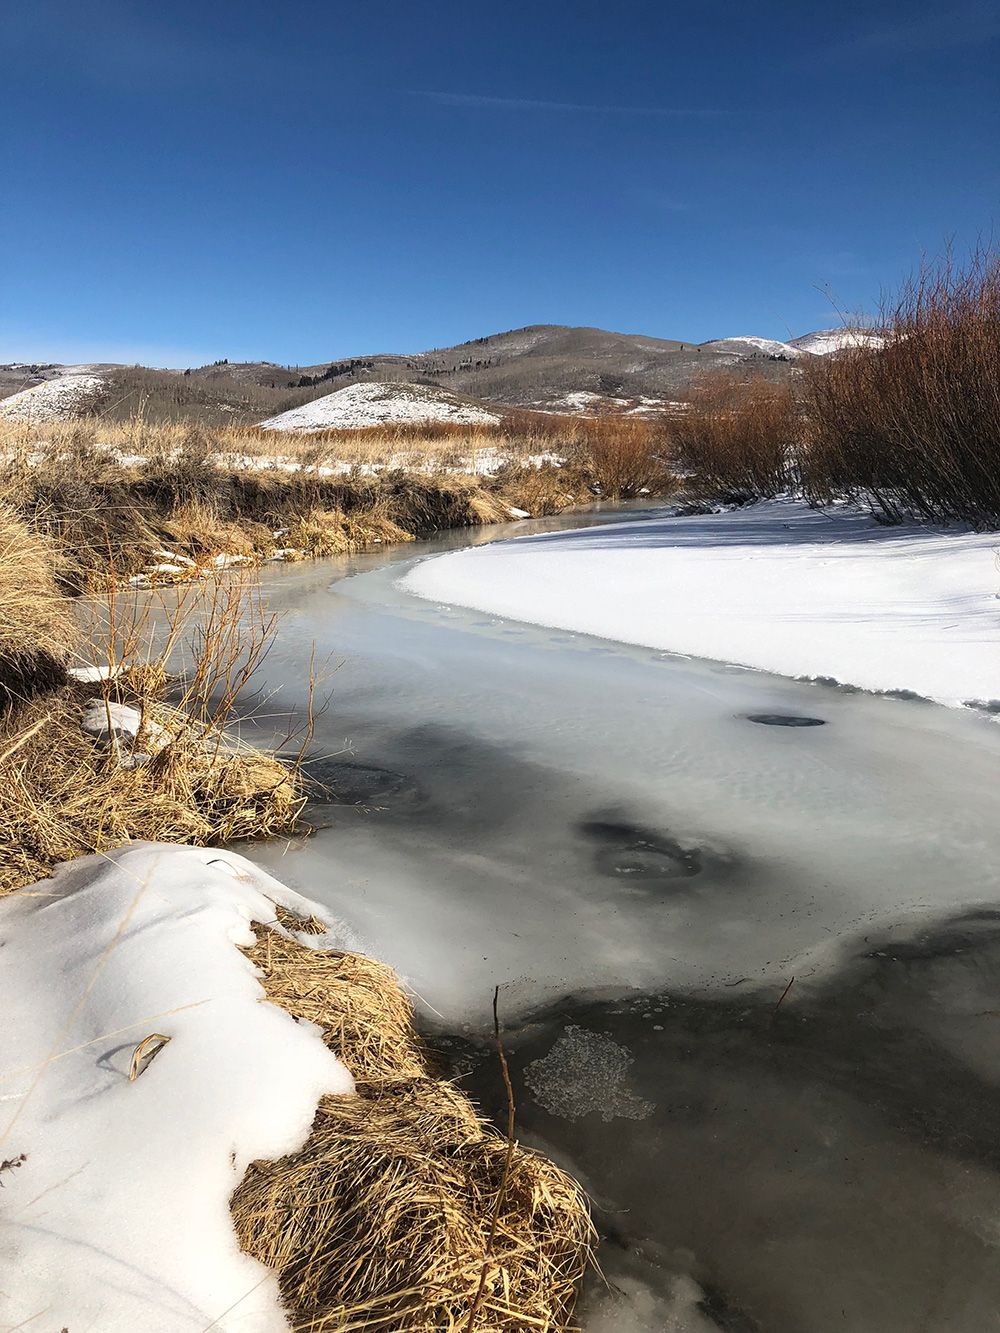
[790,328,886,356]
[259,381,502,432]
[0,843,354,1331]
[0,373,104,421]
[699,335,803,359]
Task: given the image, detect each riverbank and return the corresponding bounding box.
[0,507,596,1330]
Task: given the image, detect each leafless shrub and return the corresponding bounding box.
[579,418,674,498]
[802,250,1000,524]
[670,374,800,499]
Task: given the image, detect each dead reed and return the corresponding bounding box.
[0,568,307,896]
[0,506,77,707]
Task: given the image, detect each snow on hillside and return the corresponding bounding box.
[260,381,502,432]
[0,842,355,1331]
[0,372,104,421]
[401,500,1000,708]
[699,336,803,359]
[790,328,886,356]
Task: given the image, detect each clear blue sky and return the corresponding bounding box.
[1,0,997,366]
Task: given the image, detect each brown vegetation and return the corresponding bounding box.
[577,416,673,499]
[0,412,678,588]
[233,927,594,1331]
[0,507,77,707]
[0,569,305,896]
[669,374,800,500]
[802,251,1000,524]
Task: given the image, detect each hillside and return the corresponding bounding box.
[259,382,503,432]
[0,323,879,426]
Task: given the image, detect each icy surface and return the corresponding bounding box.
[524,1025,653,1122]
[0,843,354,1331]
[176,509,1000,1332]
[259,380,501,431]
[401,499,1000,707]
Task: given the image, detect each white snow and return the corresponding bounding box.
[80,698,146,740]
[699,336,803,359]
[69,663,121,683]
[401,499,1000,708]
[790,328,886,356]
[0,373,104,421]
[0,843,354,1331]
[259,381,502,433]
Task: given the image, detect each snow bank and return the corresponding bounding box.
[0,373,104,421]
[259,381,501,432]
[0,843,355,1331]
[401,500,1000,707]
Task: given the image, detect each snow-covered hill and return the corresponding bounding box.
[0,373,105,421]
[259,381,503,432]
[789,328,886,356]
[698,336,804,360]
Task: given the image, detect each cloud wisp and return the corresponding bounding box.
[414,90,725,117]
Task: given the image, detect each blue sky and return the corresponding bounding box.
[1,0,997,365]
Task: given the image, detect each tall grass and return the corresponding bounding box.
[802,251,1000,524]
[669,374,800,500]
[0,565,309,895]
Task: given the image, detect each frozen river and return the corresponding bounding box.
[240,507,1000,1331]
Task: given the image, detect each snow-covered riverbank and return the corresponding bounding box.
[0,845,355,1331]
[401,499,1000,708]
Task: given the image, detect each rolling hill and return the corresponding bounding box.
[0,323,880,426]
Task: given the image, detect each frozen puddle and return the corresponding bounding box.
[236,508,1000,1332]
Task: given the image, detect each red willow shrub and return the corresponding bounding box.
[669,374,800,500]
[801,251,1000,525]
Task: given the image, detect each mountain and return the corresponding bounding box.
[0,324,882,426]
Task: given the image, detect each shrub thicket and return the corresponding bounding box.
[802,252,1000,524]
[670,375,800,500]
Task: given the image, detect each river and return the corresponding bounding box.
[239,505,1000,1332]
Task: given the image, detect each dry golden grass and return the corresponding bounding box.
[0,692,303,896]
[0,567,307,896]
[0,410,672,591]
[233,927,595,1332]
[0,506,78,707]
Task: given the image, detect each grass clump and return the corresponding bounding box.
[232,927,595,1332]
[0,506,77,708]
[802,250,1000,524]
[0,568,307,897]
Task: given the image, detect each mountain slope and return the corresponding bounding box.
[0,323,882,425]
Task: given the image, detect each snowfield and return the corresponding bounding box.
[401,500,1000,708]
[0,372,105,420]
[0,843,355,1331]
[259,380,502,432]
